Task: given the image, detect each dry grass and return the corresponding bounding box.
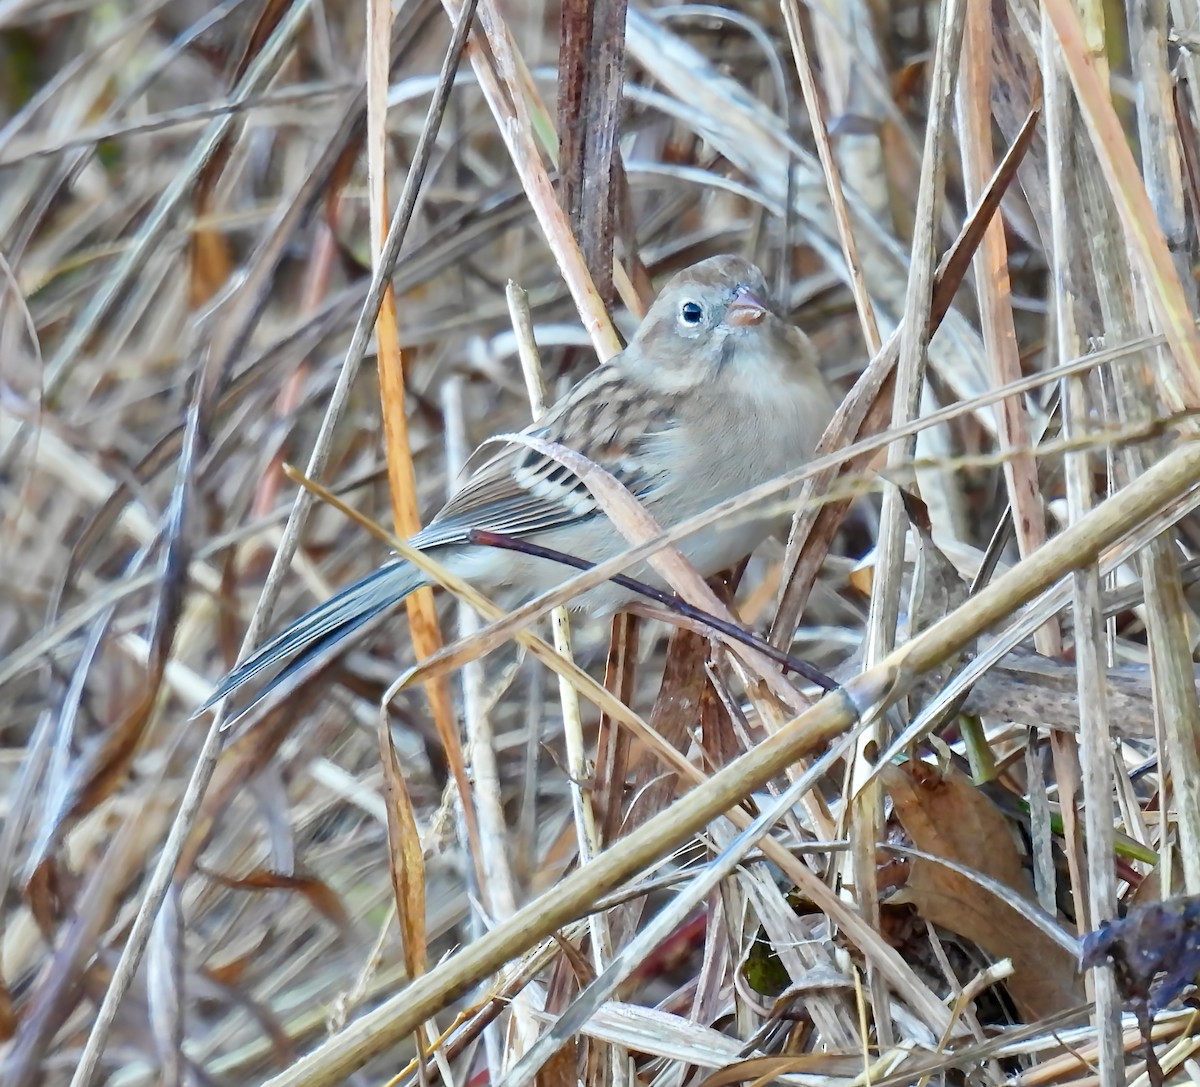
[1,0,1199,1084]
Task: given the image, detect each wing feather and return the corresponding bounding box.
[411,367,677,550]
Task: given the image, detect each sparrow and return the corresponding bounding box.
[197,254,835,716]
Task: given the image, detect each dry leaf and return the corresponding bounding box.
[379,718,427,979]
[199,867,349,929]
[881,760,1082,1018]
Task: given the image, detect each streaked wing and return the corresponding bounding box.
[412,367,677,550]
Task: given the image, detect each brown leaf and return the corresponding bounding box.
[881,760,1082,1018]
[379,718,427,979]
[365,3,476,876]
[188,226,233,308]
[25,853,65,937]
[200,867,350,929]
[64,684,156,826]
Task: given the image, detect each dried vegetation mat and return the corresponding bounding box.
[2,0,1200,1084]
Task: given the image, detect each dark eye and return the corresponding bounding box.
[679,301,703,326]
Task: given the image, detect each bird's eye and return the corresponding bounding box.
[679,301,704,326]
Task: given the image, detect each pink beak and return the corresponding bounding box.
[724,285,768,326]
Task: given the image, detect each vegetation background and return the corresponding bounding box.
[1,0,1198,1083]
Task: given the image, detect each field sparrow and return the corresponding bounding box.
[198,254,835,715]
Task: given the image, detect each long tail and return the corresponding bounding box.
[195,559,429,717]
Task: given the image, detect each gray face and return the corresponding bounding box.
[638,255,770,339]
[625,255,788,390]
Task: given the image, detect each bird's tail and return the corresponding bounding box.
[195,559,430,718]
